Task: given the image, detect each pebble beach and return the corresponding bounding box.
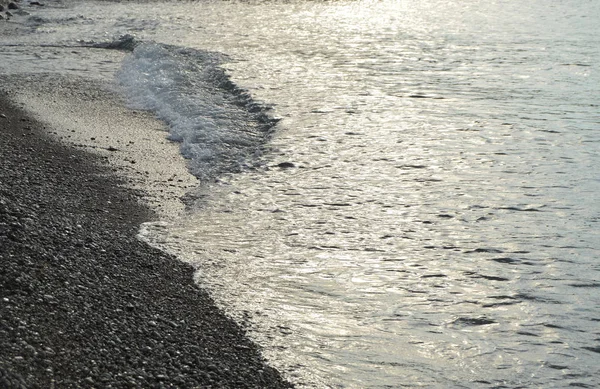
[0,94,293,388]
[0,18,292,386]
[3,0,599,387]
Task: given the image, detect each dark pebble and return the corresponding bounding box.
[276,162,296,169]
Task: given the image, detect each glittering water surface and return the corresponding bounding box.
[3,0,600,387]
[145,1,600,387]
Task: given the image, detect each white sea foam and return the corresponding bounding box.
[117,43,277,181]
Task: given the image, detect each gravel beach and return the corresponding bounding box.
[0,95,293,388]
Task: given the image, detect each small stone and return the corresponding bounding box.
[276,162,295,169]
[8,2,19,10]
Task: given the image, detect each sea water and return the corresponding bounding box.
[1,0,599,387]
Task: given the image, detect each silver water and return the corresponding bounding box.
[149,1,600,387]
[2,0,599,387]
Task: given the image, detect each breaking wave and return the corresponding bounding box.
[117,42,279,181]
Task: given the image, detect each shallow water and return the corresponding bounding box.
[2,0,600,387]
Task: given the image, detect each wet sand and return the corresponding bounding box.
[0,94,293,388]
[7,75,200,220]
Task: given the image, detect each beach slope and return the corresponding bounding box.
[0,95,292,388]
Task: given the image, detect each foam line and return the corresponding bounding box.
[117,42,279,182]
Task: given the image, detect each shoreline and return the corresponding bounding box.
[7,75,199,220]
[0,94,293,387]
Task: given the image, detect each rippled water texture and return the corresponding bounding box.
[146,1,600,387]
[3,0,599,387]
